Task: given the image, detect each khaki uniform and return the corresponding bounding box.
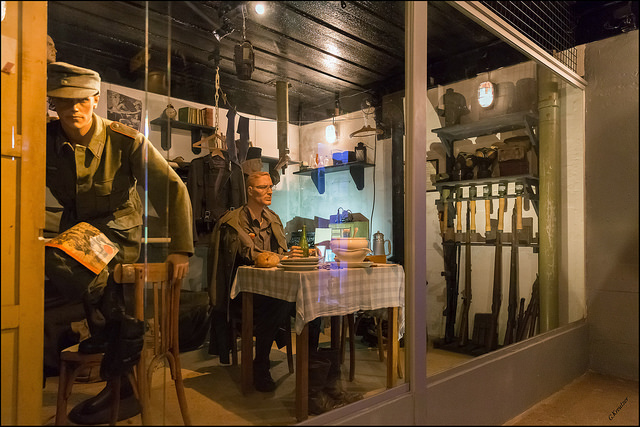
[46,114,194,301]
[207,206,290,363]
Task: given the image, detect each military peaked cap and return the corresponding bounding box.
[47,62,101,98]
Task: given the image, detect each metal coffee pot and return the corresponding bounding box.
[372,230,391,257]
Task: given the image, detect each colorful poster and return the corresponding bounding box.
[45,222,119,274]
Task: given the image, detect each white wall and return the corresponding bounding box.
[424,60,586,346]
[95,81,295,164]
[95,82,393,246]
[281,109,394,245]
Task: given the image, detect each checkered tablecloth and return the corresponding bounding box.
[230,264,405,336]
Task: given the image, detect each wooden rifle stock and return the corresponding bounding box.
[503,205,520,345]
[517,276,539,342]
[487,190,505,351]
[459,200,473,347]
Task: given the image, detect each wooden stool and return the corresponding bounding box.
[55,345,105,425]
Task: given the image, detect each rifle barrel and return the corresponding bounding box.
[504,205,520,346]
[459,203,472,347]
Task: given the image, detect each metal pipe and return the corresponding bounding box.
[537,65,560,332]
[276,81,290,170]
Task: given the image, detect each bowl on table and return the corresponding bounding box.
[330,237,369,251]
[332,247,372,263]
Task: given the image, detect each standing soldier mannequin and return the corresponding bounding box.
[45,62,194,423]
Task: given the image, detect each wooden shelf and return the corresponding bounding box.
[431,111,538,158]
[293,162,374,194]
[150,117,216,152]
[150,117,216,132]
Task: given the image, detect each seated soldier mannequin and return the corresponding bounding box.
[209,171,302,392]
[209,171,362,413]
[45,62,193,424]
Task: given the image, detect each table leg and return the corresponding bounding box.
[295,323,309,422]
[241,292,254,394]
[386,307,398,388]
[330,316,341,349]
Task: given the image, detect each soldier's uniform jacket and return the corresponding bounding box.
[46,114,194,263]
[207,205,287,310]
[206,205,288,359]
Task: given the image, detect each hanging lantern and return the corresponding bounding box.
[234,40,254,80]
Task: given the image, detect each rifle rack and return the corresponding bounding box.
[435,174,539,216]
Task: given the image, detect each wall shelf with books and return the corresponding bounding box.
[150,117,216,153]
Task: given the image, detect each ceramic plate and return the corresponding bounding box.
[330,261,373,268]
[277,263,319,271]
[280,256,321,264]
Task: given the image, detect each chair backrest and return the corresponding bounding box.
[113,263,182,370]
[113,262,188,424]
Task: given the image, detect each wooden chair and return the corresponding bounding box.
[54,263,191,425]
[373,313,404,379]
[114,263,191,425]
[343,311,403,381]
[230,314,294,374]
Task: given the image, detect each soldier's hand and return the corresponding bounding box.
[166,252,189,280]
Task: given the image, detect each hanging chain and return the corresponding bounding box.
[214,66,220,133]
[242,5,247,40]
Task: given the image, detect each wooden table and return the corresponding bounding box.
[230,263,405,421]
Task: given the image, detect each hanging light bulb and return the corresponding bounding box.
[325,123,337,144]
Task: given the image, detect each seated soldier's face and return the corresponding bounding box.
[51,95,99,132]
[249,174,273,207]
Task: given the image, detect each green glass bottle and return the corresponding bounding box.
[300,225,309,257]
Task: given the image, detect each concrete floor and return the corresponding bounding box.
[42,333,638,426]
[504,371,638,426]
[43,329,403,425]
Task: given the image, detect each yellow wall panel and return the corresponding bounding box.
[1,0,19,157]
[0,2,47,424]
[1,330,18,425]
[1,157,18,306]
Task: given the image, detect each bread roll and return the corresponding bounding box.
[255,251,280,268]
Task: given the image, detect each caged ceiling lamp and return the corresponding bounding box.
[234,4,255,80]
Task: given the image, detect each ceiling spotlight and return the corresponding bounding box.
[255,3,265,15]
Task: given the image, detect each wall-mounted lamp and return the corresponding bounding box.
[255,3,265,15]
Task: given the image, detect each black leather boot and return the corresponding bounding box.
[318,348,364,405]
[308,355,344,415]
[100,313,145,382]
[68,375,140,424]
[78,298,108,354]
[79,281,125,354]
